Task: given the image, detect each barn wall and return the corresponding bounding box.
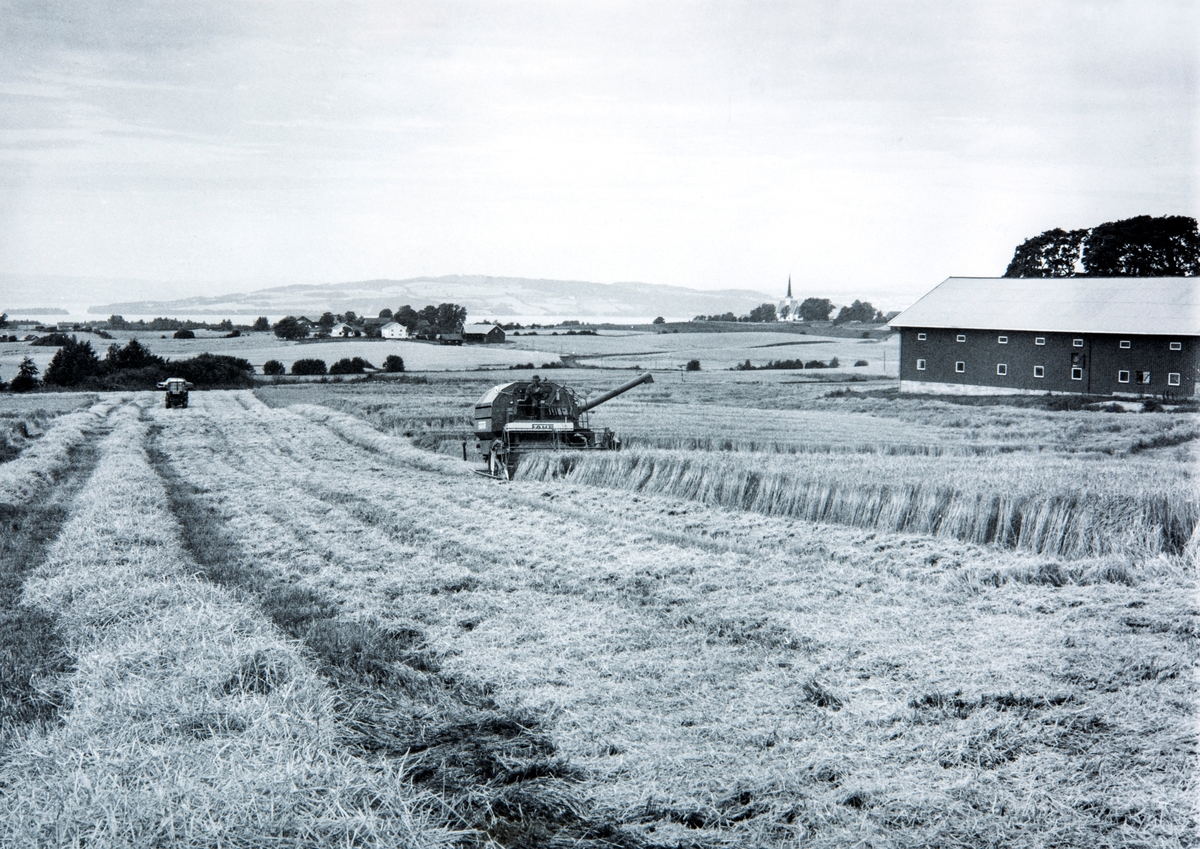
[899,329,1197,397]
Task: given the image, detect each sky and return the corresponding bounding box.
[1,0,1195,310]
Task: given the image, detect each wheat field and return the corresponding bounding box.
[0,378,1194,847]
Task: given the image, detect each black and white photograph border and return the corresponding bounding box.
[0,2,1195,847]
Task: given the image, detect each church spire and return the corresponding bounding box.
[786,275,792,299]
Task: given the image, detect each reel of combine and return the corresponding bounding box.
[470,372,652,480]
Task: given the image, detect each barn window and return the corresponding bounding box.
[1073,338,1084,347]
[1136,371,1150,384]
[1168,372,1181,386]
[916,359,926,371]
[997,335,1008,344]
[996,363,1007,376]
[1170,341,1182,351]
[917,332,926,341]
[1071,367,1083,381]
[1033,366,1045,378]
[1118,370,1130,383]
[955,361,965,373]
[956,334,966,342]
[1035,337,1045,346]
[1119,340,1131,349]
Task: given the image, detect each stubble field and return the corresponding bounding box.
[0,372,1195,847]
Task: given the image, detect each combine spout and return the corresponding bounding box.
[579,373,654,412]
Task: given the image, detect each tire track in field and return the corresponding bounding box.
[151,393,887,844]
[0,401,114,755]
[148,392,649,848]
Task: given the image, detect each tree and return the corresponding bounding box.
[253,316,270,332]
[1004,216,1199,277]
[1003,228,1087,277]
[383,355,405,373]
[1082,215,1200,276]
[798,297,834,322]
[0,313,9,329]
[10,357,39,393]
[341,310,358,325]
[44,338,103,386]
[653,316,666,325]
[434,303,466,332]
[685,359,701,371]
[833,300,878,324]
[317,312,336,334]
[106,339,162,371]
[262,359,285,376]
[394,306,419,331]
[173,353,256,387]
[747,303,777,322]
[378,308,393,319]
[173,328,195,339]
[778,304,791,320]
[273,316,310,341]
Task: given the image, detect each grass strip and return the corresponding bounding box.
[147,426,647,848]
[0,438,103,753]
[0,405,439,847]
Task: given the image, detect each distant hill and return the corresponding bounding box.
[86,275,777,321]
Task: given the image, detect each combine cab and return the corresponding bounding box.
[471,373,653,479]
[157,377,194,409]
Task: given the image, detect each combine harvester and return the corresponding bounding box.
[470,373,653,479]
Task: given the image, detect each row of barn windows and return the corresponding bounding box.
[915,332,1183,351]
[915,359,1180,385]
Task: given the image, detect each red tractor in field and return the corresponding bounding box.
[157,377,194,409]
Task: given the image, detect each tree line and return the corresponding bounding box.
[2,338,254,393]
[1004,215,1199,278]
[692,298,885,324]
[273,303,467,340]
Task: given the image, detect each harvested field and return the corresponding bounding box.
[0,376,1194,847]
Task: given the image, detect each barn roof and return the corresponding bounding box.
[463,323,501,333]
[889,277,1199,335]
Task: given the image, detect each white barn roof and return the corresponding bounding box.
[463,323,501,333]
[889,277,1199,336]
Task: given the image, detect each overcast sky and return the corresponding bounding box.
[1,0,1195,308]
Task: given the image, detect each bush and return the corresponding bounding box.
[329,357,375,375]
[291,358,327,376]
[686,359,701,371]
[173,328,195,339]
[29,333,73,347]
[854,359,869,367]
[262,359,286,376]
[383,355,405,373]
[106,339,163,371]
[829,357,839,368]
[173,353,256,387]
[224,329,241,338]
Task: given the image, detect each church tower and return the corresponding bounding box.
[778,275,799,321]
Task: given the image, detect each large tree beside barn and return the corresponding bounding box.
[1004,215,1200,278]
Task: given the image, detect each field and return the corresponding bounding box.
[0,370,1194,847]
[0,326,900,379]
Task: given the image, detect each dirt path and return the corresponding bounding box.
[143,390,1196,847]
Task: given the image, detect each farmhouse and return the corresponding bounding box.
[329,322,356,338]
[380,321,409,339]
[462,323,506,343]
[889,277,1199,397]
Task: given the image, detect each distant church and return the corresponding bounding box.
[778,276,801,321]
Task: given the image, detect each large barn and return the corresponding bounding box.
[888,277,1198,398]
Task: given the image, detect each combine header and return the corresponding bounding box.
[471,373,653,479]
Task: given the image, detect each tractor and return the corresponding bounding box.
[157,377,194,409]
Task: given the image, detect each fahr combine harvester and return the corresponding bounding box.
[157,377,194,409]
[471,372,653,479]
